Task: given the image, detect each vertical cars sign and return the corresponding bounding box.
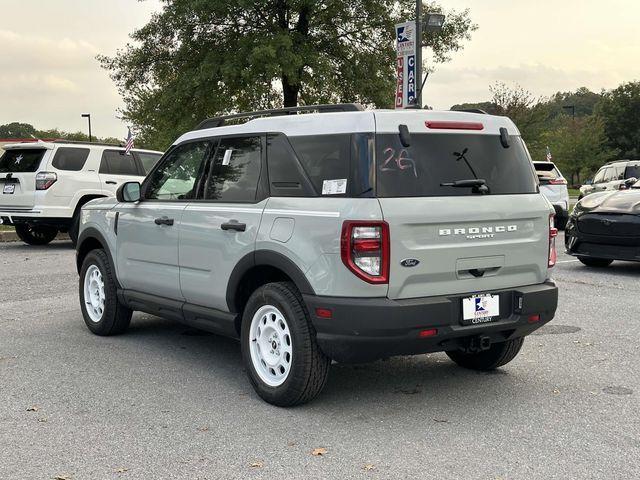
[395,21,416,109]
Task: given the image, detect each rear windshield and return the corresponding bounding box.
[0,149,46,173]
[534,162,560,179]
[376,133,537,197]
[624,164,640,179]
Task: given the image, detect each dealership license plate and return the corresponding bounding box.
[3,184,15,194]
[462,294,500,325]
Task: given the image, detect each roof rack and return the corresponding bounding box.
[195,103,365,130]
[53,139,125,148]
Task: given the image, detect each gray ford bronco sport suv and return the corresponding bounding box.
[76,104,559,406]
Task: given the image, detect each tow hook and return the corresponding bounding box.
[465,336,492,353]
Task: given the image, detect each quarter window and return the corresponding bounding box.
[203,136,262,202]
[52,147,90,171]
[145,141,210,200]
[266,134,313,197]
[100,150,140,176]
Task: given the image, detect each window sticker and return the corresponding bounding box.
[222,149,233,166]
[322,178,347,195]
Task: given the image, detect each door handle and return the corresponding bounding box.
[221,220,246,232]
[154,216,174,226]
[105,181,118,185]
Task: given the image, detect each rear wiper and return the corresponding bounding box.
[440,178,489,194]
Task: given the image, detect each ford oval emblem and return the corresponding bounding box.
[400,258,420,268]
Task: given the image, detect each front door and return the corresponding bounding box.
[116,140,212,299]
[180,135,266,312]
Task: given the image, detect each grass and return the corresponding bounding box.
[0,225,14,231]
[568,188,581,197]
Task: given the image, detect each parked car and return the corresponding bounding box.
[533,161,569,229]
[579,160,640,199]
[75,104,559,406]
[0,141,162,245]
[565,177,640,267]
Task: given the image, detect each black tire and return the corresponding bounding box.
[79,249,132,336]
[446,337,525,371]
[578,257,613,268]
[15,224,58,245]
[69,211,80,247]
[241,282,330,407]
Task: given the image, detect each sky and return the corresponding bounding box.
[1,0,639,139]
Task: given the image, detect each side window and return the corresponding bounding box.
[100,150,140,176]
[288,134,351,195]
[145,141,210,200]
[593,168,606,184]
[614,164,626,180]
[266,134,313,197]
[203,136,262,202]
[52,147,90,171]
[135,152,162,174]
[602,167,614,183]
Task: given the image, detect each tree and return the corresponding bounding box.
[100,0,477,149]
[546,87,602,120]
[597,81,640,158]
[539,115,618,185]
[0,122,37,138]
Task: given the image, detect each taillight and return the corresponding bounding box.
[341,221,390,284]
[548,178,567,185]
[35,172,57,190]
[619,183,629,190]
[548,214,558,268]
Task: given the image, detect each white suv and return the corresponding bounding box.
[533,161,570,229]
[0,141,162,245]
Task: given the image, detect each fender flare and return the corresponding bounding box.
[226,250,315,313]
[75,227,116,277]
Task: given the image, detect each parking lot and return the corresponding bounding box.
[0,234,638,479]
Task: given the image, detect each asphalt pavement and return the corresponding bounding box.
[0,235,638,479]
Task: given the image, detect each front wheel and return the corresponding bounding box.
[79,249,132,336]
[578,257,613,268]
[15,224,58,245]
[241,282,330,407]
[446,337,524,371]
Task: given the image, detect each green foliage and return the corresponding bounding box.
[0,123,126,147]
[0,122,37,138]
[546,87,602,119]
[597,81,640,158]
[99,0,477,150]
[539,116,618,185]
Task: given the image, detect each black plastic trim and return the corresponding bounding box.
[75,227,115,277]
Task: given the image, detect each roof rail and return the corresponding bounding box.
[195,103,365,130]
[53,139,125,148]
[455,108,488,115]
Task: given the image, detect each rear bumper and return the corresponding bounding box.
[0,209,71,227]
[304,281,558,363]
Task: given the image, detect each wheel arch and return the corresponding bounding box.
[76,227,115,277]
[226,250,315,319]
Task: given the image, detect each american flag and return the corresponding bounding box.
[546,146,553,162]
[124,127,134,155]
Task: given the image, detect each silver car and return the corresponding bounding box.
[579,160,640,199]
[75,104,559,406]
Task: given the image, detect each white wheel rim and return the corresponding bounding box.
[249,305,293,387]
[83,265,105,323]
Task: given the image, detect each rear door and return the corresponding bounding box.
[179,135,266,311]
[99,149,145,195]
[374,118,550,300]
[0,147,49,209]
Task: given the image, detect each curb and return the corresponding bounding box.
[0,230,70,243]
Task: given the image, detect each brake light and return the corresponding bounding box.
[619,183,629,190]
[425,121,484,131]
[341,221,390,284]
[548,214,558,268]
[548,178,567,185]
[35,172,57,190]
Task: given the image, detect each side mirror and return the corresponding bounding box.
[625,177,637,186]
[116,182,141,202]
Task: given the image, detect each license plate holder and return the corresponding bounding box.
[3,184,15,194]
[461,294,500,325]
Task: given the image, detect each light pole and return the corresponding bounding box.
[562,105,576,121]
[81,113,92,142]
[413,6,445,108]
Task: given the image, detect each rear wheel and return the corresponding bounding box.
[79,249,132,335]
[578,257,613,268]
[446,337,524,371]
[241,282,330,407]
[15,224,58,245]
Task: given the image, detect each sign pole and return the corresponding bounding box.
[415,0,422,109]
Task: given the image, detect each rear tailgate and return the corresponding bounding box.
[0,147,49,209]
[374,111,551,300]
[379,196,550,299]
